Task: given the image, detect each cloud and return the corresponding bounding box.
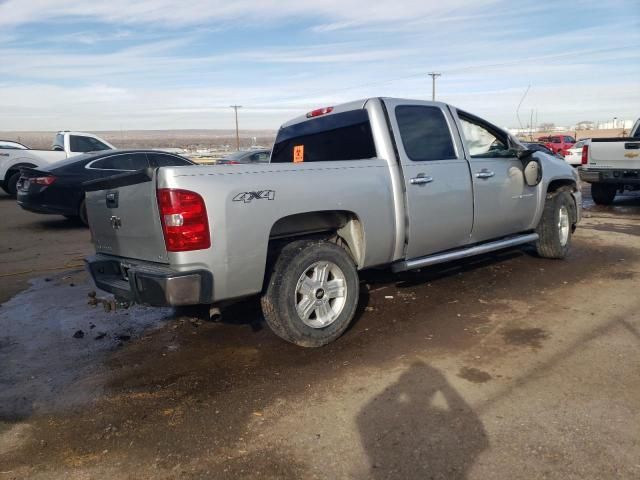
[0,0,499,27]
[0,0,638,131]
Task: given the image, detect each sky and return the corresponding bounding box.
[0,0,639,131]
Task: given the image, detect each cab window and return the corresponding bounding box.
[458,113,513,158]
[395,105,457,161]
[70,135,111,153]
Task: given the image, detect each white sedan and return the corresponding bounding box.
[564,139,589,166]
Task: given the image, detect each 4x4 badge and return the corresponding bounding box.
[232,190,275,203]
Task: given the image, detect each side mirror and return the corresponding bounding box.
[523,159,541,187]
[517,149,535,160]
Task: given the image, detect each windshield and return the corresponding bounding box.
[0,141,27,149]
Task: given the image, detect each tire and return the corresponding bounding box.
[591,183,617,205]
[78,199,88,226]
[4,171,21,197]
[535,189,575,259]
[261,239,360,347]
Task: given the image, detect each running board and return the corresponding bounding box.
[392,233,539,273]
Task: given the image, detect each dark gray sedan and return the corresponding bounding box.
[218,149,271,165]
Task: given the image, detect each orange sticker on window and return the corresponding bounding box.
[293,145,304,163]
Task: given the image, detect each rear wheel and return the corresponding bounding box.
[591,183,617,205]
[78,199,88,226]
[535,189,575,259]
[261,239,359,347]
[4,171,21,197]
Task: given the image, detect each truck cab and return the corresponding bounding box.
[1,131,115,196]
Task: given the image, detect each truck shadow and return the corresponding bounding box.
[357,361,488,479]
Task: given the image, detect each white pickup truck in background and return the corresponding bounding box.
[0,131,115,196]
[579,119,640,204]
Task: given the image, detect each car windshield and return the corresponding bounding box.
[0,141,27,149]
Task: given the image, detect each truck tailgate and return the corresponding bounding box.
[84,169,169,264]
[590,138,640,170]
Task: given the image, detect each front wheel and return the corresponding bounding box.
[535,189,575,259]
[261,240,360,347]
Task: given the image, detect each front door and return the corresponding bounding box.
[385,100,474,258]
[455,111,539,243]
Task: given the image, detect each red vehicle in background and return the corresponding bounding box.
[538,134,576,156]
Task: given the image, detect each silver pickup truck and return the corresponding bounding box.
[85,98,581,347]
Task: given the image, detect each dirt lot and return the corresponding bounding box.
[1,188,639,479]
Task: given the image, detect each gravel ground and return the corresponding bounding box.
[0,187,639,479]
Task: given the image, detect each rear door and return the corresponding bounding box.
[85,154,169,263]
[384,100,474,258]
[454,110,538,242]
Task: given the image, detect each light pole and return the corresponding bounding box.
[428,72,441,101]
[613,117,617,129]
[230,105,242,151]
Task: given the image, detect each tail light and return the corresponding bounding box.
[306,106,334,118]
[581,145,589,165]
[157,188,210,252]
[32,176,56,185]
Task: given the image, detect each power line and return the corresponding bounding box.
[230,105,242,150]
[428,72,441,101]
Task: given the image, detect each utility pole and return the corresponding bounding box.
[230,105,242,151]
[428,72,441,101]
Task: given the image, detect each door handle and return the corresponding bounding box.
[624,143,640,150]
[410,175,433,185]
[475,170,495,179]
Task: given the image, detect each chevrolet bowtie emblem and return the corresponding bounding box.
[110,216,122,230]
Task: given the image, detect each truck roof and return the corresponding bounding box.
[280,97,451,129]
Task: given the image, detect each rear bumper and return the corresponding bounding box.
[17,192,77,216]
[86,254,213,306]
[578,167,640,185]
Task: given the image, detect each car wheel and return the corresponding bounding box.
[590,183,617,205]
[5,171,21,197]
[78,199,88,226]
[535,189,575,259]
[261,239,359,347]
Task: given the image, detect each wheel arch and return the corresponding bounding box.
[267,210,365,268]
[3,162,38,182]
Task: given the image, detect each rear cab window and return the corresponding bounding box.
[271,109,376,163]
